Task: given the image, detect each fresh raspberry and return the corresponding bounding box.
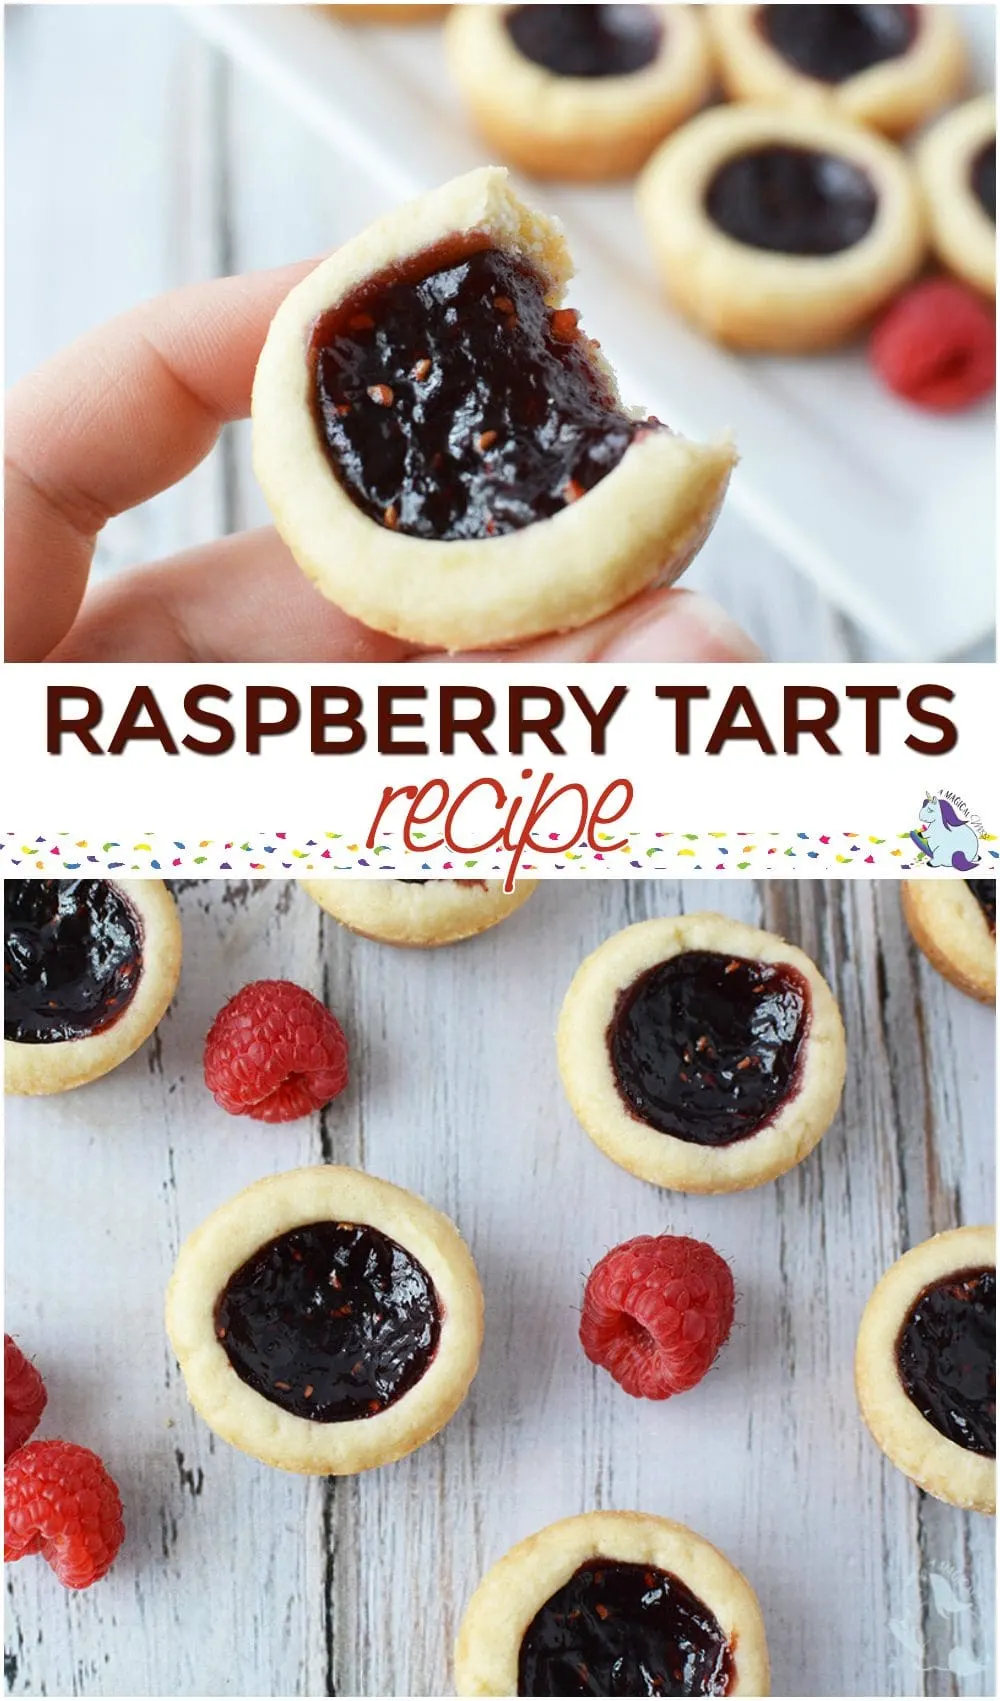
[4,1440,124,1589]
[580,1234,735,1400]
[870,278,995,412]
[4,1336,47,1462]
[204,979,349,1122]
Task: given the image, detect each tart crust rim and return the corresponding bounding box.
[453,1508,771,1697]
[251,165,736,649]
[855,1225,996,1514]
[556,911,847,1194]
[915,93,996,297]
[4,878,182,1096]
[299,877,538,947]
[165,1164,484,1476]
[901,878,996,1005]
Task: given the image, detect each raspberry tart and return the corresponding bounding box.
[445,4,713,181]
[901,878,996,1004]
[636,104,925,352]
[166,1165,483,1474]
[4,878,182,1096]
[855,1225,995,1514]
[454,1510,770,1696]
[252,167,735,649]
[557,912,846,1194]
[707,5,966,138]
[916,95,995,298]
[299,876,537,947]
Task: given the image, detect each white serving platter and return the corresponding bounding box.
[185,2,997,659]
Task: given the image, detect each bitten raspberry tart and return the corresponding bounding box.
[706,6,967,139]
[557,913,846,1194]
[855,1225,995,1514]
[901,878,996,1005]
[299,877,538,947]
[636,104,925,352]
[252,167,735,649]
[4,879,181,1096]
[915,95,995,299]
[444,5,713,181]
[454,1511,770,1696]
[166,1166,483,1474]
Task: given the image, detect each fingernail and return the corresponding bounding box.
[600,590,765,662]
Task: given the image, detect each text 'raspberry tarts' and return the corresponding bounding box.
[299,876,538,947]
[915,94,996,298]
[454,1511,770,1696]
[166,1166,483,1474]
[557,913,846,1194]
[636,104,925,351]
[4,879,181,1096]
[901,878,996,1005]
[252,167,735,649]
[855,1225,995,1514]
[445,4,713,181]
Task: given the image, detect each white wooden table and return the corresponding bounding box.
[5,877,995,1697]
[7,1,993,664]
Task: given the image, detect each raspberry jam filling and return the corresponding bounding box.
[4,879,142,1046]
[896,1266,995,1457]
[971,139,996,222]
[967,878,997,937]
[706,146,878,256]
[215,1222,441,1422]
[518,1560,734,1697]
[506,3,662,79]
[759,4,917,83]
[609,950,809,1146]
[310,241,650,541]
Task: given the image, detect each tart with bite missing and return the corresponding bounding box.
[915,94,995,298]
[300,876,537,947]
[557,912,846,1193]
[166,1165,483,1475]
[252,167,735,649]
[454,1510,770,1696]
[901,877,996,1004]
[445,4,713,181]
[636,104,925,352]
[707,5,967,139]
[855,1225,995,1514]
[4,879,181,1096]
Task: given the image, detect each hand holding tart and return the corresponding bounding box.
[557,912,846,1193]
[252,167,735,649]
[5,878,181,1096]
[166,1165,483,1475]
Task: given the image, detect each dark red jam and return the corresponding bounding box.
[518,1560,734,1697]
[971,139,996,222]
[506,4,662,79]
[760,5,917,83]
[215,1221,441,1422]
[609,950,809,1145]
[896,1267,995,1457]
[967,878,996,937]
[706,146,878,256]
[4,879,142,1045]
[311,240,649,541]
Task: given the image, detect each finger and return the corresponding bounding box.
[424,587,765,664]
[6,258,318,660]
[46,527,417,664]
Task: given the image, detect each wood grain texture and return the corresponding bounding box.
[6,0,966,663]
[4,877,995,1698]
